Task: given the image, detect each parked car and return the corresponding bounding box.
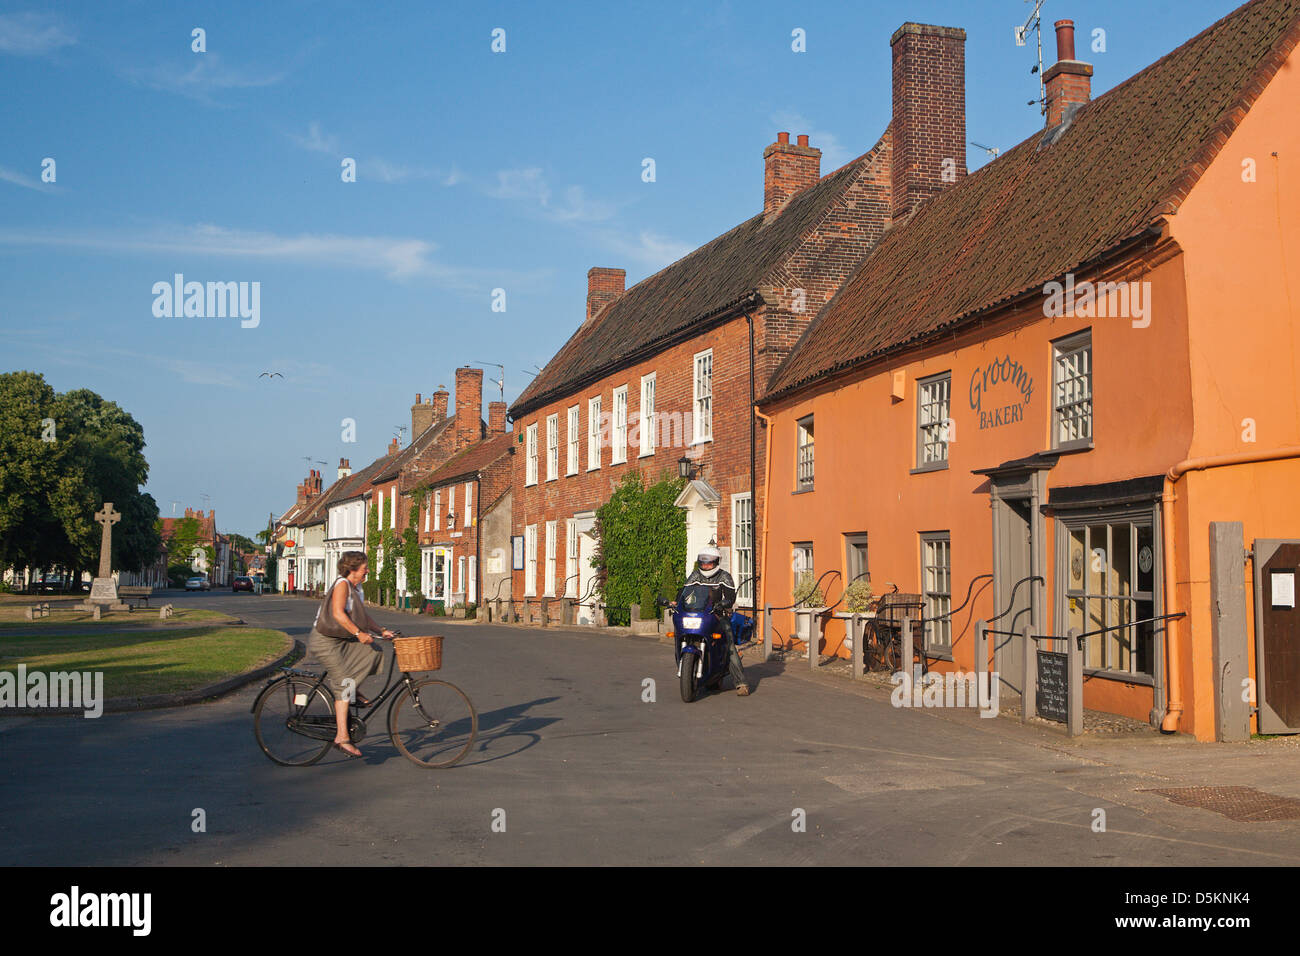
[185,575,210,591]
[232,576,253,593]
[37,574,66,593]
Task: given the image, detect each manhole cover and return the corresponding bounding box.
[1139,786,1300,822]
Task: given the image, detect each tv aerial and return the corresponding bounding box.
[472,361,507,402]
[971,141,1001,160]
[1015,0,1048,116]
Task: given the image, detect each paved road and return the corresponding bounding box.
[5,591,1300,865]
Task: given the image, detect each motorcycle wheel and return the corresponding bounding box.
[680,652,698,703]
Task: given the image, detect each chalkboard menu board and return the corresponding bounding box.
[1037,650,1068,723]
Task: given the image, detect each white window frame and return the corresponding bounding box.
[792,543,814,599]
[423,492,430,533]
[796,415,814,491]
[731,493,754,608]
[567,405,580,475]
[434,489,441,531]
[917,372,951,470]
[546,413,559,481]
[448,484,456,529]
[565,518,579,598]
[612,385,628,464]
[587,396,602,470]
[525,423,539,486]
[921,532,952,653]
[545,521,557,596]
[378,490,385,529]
[390,484,397,529]
[524,524,537,597]
[1053,331,1093,449]
[639,373,656,457]
[464,482,473,526]
[693,349,713,444]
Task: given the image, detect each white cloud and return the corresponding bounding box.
[287,123,460,186]
[289,121,339,155]
[0,12,74,56]
[0,222,543,291]
[126,54,285,102]
[767,111,852,172]
[0,164,53,192]
[596,228,694,270]
[489,168,615,223]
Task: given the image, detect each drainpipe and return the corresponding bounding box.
[475,473,483,612]
[1160,445,1300,733]
[746,311,757,613]
[754,407,775,644]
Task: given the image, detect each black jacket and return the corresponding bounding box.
[684,567,736,611]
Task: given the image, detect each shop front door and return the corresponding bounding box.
[992,497,1035,694]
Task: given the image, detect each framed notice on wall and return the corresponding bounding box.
[511,535,524,571]
[1271,569,1296,609]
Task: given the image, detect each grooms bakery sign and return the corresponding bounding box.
[969,355,1033,430]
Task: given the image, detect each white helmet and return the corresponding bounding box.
[697,546,722,577]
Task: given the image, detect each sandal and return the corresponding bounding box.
[333,741,362,758]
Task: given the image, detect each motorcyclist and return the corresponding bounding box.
[680,546,749,696]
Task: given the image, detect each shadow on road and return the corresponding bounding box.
[455,695,563,766]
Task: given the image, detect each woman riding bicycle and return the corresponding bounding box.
[309,550,395,757]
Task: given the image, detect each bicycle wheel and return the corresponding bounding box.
[388,679,477,768]
[253,676,335,766]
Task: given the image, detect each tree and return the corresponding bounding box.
[0,372,160,582]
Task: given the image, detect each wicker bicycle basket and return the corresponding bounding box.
[392,635,442,672]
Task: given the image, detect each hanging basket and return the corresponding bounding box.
[392,635,442,672]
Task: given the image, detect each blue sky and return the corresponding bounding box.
[0,0,1246,536]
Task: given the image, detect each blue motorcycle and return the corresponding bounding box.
[669,584,756,702]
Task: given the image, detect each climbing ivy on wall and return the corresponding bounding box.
[593,471,686,626]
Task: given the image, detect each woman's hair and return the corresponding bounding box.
[337,551,368,577]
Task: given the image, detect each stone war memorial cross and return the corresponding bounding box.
[83,502,127,610]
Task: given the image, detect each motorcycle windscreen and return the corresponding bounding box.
[678,584,714,612]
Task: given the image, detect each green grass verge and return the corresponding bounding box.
[0,626,290,699]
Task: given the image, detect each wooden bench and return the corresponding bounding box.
[119,586,154,607]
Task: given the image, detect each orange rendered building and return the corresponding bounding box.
[758,0,1300,741]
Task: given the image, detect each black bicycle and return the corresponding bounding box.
[251,631,477,768]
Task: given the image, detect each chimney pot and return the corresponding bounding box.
[1054,19,1076,61]
[777,131,790,144]
[796,134,809,147]
[1043,17,1093,128]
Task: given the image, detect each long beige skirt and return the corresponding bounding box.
[306,627,382,700]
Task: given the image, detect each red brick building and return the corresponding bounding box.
[507,21,969,624]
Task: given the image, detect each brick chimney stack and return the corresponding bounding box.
[388,437,400,456]
[454,367,484,452]
[338,458,351,480]
[488,401,507,435]
[586,268,625,323]
[1044,19,1093,128]
[412,392,434,439]
[430,387,449,421]
[890,23,967,223]
[763,132,821,223]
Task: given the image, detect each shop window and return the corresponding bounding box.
[1063,514,1156,678]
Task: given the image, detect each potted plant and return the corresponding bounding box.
[836,580,874,652]
[792,572,827,646]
